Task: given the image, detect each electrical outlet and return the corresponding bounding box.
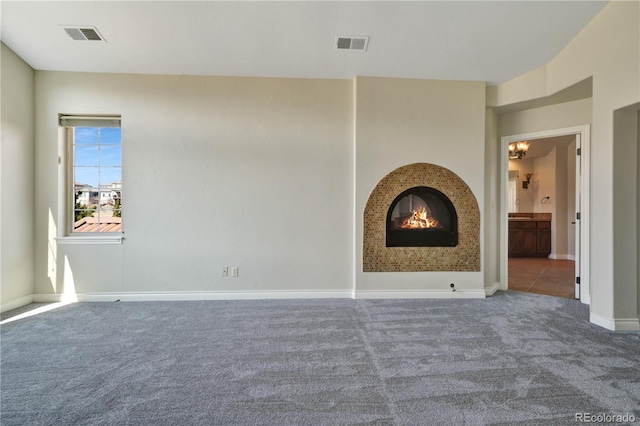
[221,266,229,277]
[231,267,239,277]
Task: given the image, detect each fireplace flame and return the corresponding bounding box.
[400,206,441,229]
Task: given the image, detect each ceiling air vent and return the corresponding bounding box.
[335,36,369,51]
[63,26,105,42]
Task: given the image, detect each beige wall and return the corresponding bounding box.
[498,98,591,137]
[32,73,489,299]
[613,105,638,323]
[34,72,354,297]
[355,77,486,294]
[484,108,500,290]
[507,159,535,213]
[1,43,35,309]
[493,1,640,327]
[534,150,555,203]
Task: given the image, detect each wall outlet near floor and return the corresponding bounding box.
[221,266,229,277]
[231,267,239,277]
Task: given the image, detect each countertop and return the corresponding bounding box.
[508,213,551,221]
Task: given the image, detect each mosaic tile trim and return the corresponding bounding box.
[363,163,480,272]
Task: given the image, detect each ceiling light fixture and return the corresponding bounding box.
[508,141,530,159]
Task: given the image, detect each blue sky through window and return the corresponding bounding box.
[74,127,121,187]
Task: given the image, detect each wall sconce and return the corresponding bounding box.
[523,173,533,189]
[509,141,530,159]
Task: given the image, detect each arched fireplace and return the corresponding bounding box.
[386,186,458,247]
[363,162,479,272]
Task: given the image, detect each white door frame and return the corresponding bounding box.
[500,125,591,305]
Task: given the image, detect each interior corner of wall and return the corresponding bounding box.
[484,282,500,296]
[494,65,548,107]
[486,86,498,108]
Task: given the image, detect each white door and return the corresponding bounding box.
[574,134,581,299]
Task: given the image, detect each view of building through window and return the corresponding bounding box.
[73,126,122,232]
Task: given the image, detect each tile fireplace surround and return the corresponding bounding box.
[363,163,480,272]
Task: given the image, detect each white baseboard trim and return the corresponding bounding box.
[581,293,591,305]
[34,290,353,303]
[1,295,34,313]
[33,294,63,303]
[611,318,640,331]
[590,312,640,331]
[590,313,615,330]
[548,253,575,261]
[484,282,500,296]
[354,290,486,299]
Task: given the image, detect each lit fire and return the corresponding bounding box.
[400,206,441,229]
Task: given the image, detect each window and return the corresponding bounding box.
[60,115,122,237]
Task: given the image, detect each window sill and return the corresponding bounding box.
[55,235,124,245]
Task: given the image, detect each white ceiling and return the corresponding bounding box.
[1,1,607,85]
[520,135,576,159]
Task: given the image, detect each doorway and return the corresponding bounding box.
[501,126,590,304]
[508,258,575,298]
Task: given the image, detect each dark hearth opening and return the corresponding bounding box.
[386,186,458,247]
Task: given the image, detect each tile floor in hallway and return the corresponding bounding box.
[508,258,576,299]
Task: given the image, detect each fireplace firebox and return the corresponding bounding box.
[386,186,458,247]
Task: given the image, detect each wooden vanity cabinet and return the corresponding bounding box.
[508,220,551,258]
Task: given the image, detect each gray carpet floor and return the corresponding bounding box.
[1,291,639,425]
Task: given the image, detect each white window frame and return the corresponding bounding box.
[56,114,124,245]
